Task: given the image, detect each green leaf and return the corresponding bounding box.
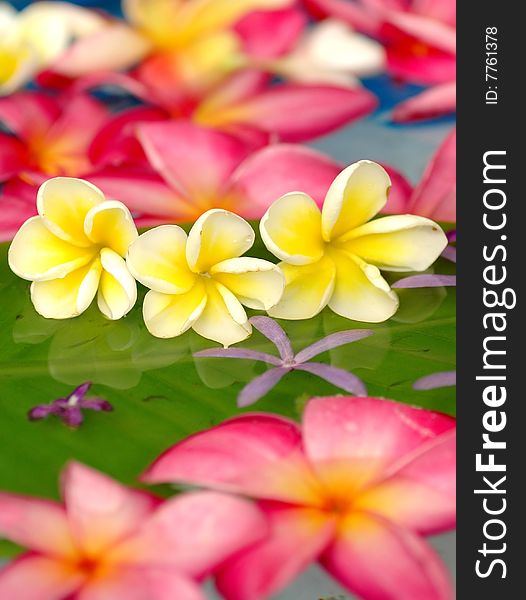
[0,240,455,527]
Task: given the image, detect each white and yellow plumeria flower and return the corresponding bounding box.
[8,178,138,320]
[127,210,285,347]
[260,160,448,323]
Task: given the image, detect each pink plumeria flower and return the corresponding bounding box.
[144,395,456,600]
[307,0,456,122]
[0,462,266,600]
[383,128,456,223]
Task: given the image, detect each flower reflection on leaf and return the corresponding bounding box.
[194,316,372,406]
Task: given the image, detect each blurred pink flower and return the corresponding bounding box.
[306,0,456,121]
[144,395,456,600]
[0,462,265,600]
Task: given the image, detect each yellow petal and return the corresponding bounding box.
[127,225,197,294]
[0,42,38,95]
[8,216,95,281]
[193,280,251,347]
[210,257,284,310]
[37,177,105,247]
[30,259,102,319]
[143,279,207,339]
[186,209,255,274]
[328,249,399,322]
[260,192,324,265]
[321,161,391,242]
[84,200,138,257]
[338,215,448,272]
[268,256,336,320]
[97,248,137,320]
[123,0,183,47]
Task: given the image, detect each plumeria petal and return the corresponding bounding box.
[192,280,251,347]
[0,132,26,180]
[210,257,284,310]
[142,414,321,504]
[268,257,336,320]
[328,250,399,322]
[8,216,95,281]
[127,225,197,295]
[295,362,367,396]
[137,121,251,200]
[392,81,456,123]
[61,462,159,557]
[0,495,76,558]
[295,329,373,362]
[380,163,414,215]
[0,91,60,140]
[194,347,282,366]
[36,177,105,248]
[113,491,267,577]
[0,178,38,241]
[186,209,255,274]
[410,128,456,222]
[142,281,208,339]
[250,316,294,361]
[84,200,138,257]
[356,430,456,534]
[321,513,453,600]
[321,160,391,241]
[216,503,336,600]
[414,370,457,390]
[30,259,102,319]
[302,396,455,470]
[97,248,137,320]
[230,144,341,219]
[341,215,448,271]
[260,192,324,265]
[393,274,457,288]
[238,367,292,407]
[0,555,84,600]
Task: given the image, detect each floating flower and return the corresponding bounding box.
[414,370,457,390]
[8,177,138,320]
[28,382,113,428]
[195,316,372,406]
[144,395,456,600]
[0,462,266,599]
[259,160,448,322]
[127,211,284,346]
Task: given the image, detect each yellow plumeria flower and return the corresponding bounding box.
[8,178,138,320]
[260,160,448,322]
[127,209,285,347]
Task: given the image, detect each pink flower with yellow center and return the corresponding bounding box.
[0,462,266,599]
[144,395,456,600]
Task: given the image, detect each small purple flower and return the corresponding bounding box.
[28,383,113,428]
[413,371,457,390]
[194,317,373,407]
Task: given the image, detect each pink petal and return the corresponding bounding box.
[0,134,27,180]
[0,92,60,141]
[304,0,382,36]
[216,502,336,600]
[88,106,168,168]
[387,11,456,55]
[409,128,456,222]
[142,414,320,503]
[85,167,183,219]
[379,162,414,214]
[321,513,453,600]
[221,84,377,142]
[137,121,252,199]
[117,491,267,578]
[0,554,84,600]
[230,144,341,219]
[413,0,456,27]
[71,71,153,103]
[0,493,76,558]
[235,7,307,59]
[76,567,206,600]
[392,81,456,123]
[205,70,270,107]
[61,462,159,556]
[303,396,455,470]
[0,178,38,241]
[359,430,456,535]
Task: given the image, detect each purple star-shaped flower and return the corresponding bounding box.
[194,317,373,407]
[28,383,113,428]
[413,371,457,390]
